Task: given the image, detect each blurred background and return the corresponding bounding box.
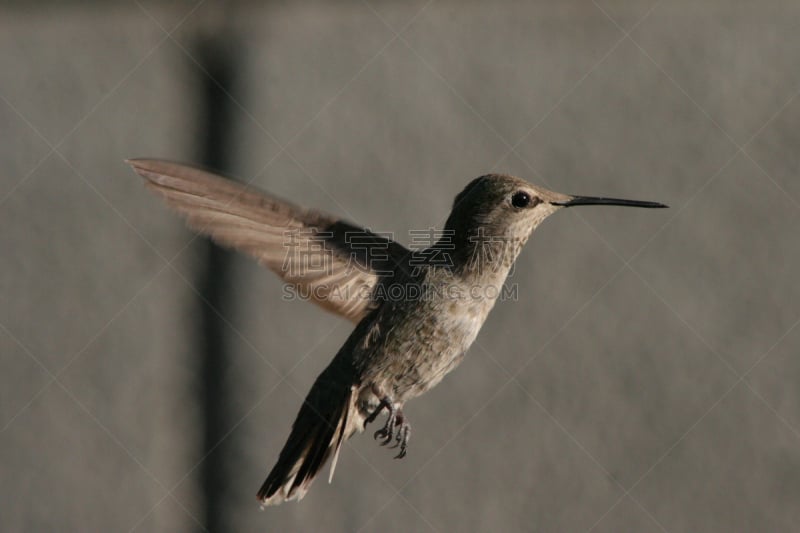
[2,1,800,531]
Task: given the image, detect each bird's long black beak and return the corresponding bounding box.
[552,196,668,209]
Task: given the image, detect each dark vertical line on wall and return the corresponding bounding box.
[193,35,240,533]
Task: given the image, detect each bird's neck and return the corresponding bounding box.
[430,226,526,286]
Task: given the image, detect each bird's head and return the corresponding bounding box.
[442,174,666,276]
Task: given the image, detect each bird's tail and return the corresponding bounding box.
[257,364,359,506]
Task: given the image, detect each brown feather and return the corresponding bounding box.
[128,159,410,323]
[256,363,357,505]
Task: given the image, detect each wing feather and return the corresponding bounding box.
[129,159,409,322]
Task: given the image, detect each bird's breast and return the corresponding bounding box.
[373,278,500,401]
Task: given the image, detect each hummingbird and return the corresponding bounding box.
[127,159,667,506]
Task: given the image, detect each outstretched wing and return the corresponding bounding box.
[128,159,410,323]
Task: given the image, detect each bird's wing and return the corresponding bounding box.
[128,159,410,323]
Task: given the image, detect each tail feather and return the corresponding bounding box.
[328,404,349,483]
[257,368,357,506]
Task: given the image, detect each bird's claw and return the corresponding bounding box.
[364,396,391,427]
[392,423,410,459]
[374,408,398,445]
[365,395,410,458]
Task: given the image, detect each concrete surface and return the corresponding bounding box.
[2,1,799,531]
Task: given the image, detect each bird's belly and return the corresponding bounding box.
[389,296,496,401]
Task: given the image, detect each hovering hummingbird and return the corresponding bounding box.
[128,159,667,506]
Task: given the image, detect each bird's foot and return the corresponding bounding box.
[365,394,410,459]
[388,418,410,459]
[364,395,392,427]
[374,407,399,445]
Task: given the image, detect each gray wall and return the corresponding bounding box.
[2,1,800,531]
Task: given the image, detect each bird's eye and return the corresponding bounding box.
[511,191,531,208]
